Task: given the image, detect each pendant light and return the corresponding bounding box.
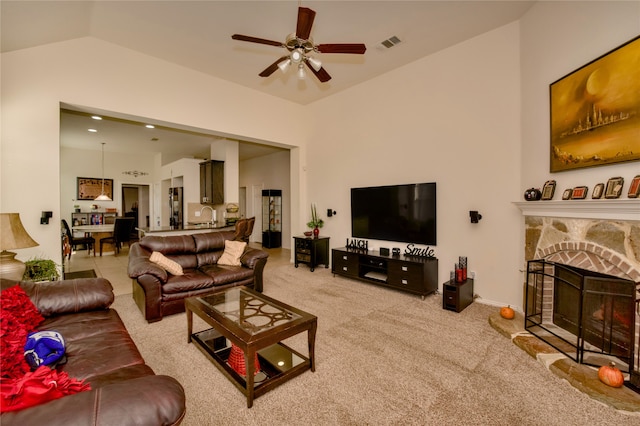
[95,142,112,201]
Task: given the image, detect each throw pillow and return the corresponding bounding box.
[218,240,247,266]
[149,251,184,276]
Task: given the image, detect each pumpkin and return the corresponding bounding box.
[598,362,624,388]
[500,305,515,320]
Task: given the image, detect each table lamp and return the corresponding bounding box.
[0,213,39,281]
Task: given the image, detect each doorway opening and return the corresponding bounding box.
[122,184,151,234]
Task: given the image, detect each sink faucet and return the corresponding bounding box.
[200,206,216,226]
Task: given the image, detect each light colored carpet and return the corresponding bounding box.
[112,265,639,425]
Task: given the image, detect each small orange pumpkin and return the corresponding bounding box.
[598,362,624,388]
[500,305,515,320]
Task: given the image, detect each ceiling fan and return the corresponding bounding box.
[231,6,366,83]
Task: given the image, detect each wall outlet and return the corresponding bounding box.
[195,211,201,217]
[470,271,476,279]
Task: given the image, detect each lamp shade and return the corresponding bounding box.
[0,213,39,281]
[0,213,38,251]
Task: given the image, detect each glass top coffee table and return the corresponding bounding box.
[185,286,317,408]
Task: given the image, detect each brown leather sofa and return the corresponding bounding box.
[128,230,269,323]
[0,277,186,426]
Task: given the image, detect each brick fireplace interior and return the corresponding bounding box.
[521,210,640,390]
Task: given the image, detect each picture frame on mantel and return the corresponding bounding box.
[628,175,640,198]
[77,177,113,200]
[604,176,624,199]
[549,35,640,173]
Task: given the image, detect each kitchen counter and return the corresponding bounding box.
[136,224,233,237]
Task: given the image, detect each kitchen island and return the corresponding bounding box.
[137,223,234,237]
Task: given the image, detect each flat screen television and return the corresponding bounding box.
[351,182,436,245]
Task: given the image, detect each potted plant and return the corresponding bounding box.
[22,258,60,282]
[306,204,324,237]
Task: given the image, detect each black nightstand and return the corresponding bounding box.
[293,236,330,272]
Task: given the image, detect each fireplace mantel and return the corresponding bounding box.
[513,199,640,221]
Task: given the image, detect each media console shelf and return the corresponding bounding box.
[331,247,438,299]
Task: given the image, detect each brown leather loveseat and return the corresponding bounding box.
[0,277,186,426]
[128,230,269,323]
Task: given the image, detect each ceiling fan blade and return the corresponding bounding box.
[232,34,283,48]
[305,61,331,83]
[316,44,367,54]
[296,7,316,40]
[259,56,290,77]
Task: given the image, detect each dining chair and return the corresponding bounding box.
[99,217,135,256]
[61,219,95,258]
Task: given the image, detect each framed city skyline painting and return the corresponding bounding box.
[550,35,640,172]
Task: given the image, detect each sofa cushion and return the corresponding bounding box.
[161,269,215,294]
[150,251,184,276]
[199,264,255,286]
[218,240,247,266]
[193,231,235,253]
[140,234,196,255]
[37,310,146,383]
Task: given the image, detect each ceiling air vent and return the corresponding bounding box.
[380,36,402,49]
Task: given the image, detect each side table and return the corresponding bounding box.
[443,278,474,313]
[294,236,330,272]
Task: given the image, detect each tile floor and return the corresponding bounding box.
[62,243,291,296]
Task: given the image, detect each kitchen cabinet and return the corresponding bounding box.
[199,160,224,205]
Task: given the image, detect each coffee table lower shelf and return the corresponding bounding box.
[191,328,311,406]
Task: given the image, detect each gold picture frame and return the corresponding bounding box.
[550,36,640,172]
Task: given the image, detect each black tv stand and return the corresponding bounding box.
[331,247,438,299]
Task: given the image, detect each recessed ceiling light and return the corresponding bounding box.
[91,115,102,120]
[145,124,155,129]
[88,128,98,132]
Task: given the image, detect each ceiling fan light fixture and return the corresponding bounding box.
[277,58,291,73]
[307,56,322,72]
[291,49,304,64]
[297,63,306,80]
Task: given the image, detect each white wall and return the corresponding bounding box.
[61,146,156,224]
[240,150,291,249]
[520,1,640,190]
[307,22,523,307]
[1,37,306,264]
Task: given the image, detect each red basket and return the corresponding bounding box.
[228,343,260,376]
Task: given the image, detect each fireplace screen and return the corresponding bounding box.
[525,260,637,375]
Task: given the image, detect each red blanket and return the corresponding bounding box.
[0,285,90,412]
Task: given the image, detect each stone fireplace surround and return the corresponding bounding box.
[510,200,640,409]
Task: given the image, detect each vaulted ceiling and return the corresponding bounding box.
[3,1,535,160]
